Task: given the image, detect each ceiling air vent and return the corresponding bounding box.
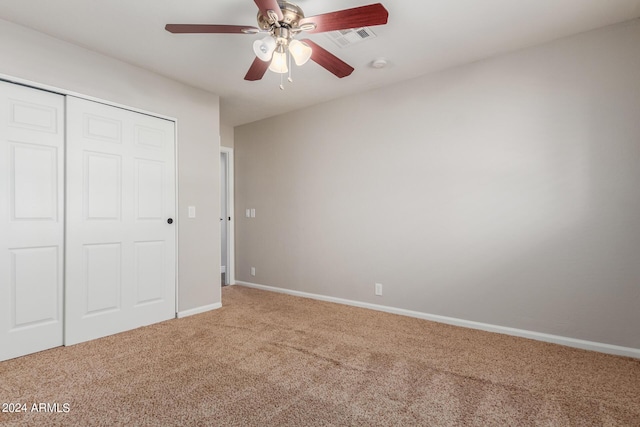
[324,27,377,48]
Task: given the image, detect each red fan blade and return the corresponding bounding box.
[165,24,258,34]
[254,0,284,21]
[301,39,354,78]
[299,3,388,33]
[244,57,270,81]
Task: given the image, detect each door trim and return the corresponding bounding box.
[220,146,235,285]
[0,73,177,121]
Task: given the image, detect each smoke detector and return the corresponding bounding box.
[370,58,388,69]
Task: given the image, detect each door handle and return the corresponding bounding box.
[167,218,174,224]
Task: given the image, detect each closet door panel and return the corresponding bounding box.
[65,97,176,346]
[0,81,64,362]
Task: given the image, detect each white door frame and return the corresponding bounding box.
[220,146,235,285]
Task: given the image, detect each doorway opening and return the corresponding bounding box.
[220,147,235,286]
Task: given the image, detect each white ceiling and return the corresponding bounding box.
[1,1,639,126]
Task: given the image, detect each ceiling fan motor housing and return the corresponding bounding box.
[257,1,305,30]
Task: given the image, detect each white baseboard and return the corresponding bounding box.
[236,281,640,359]
[177,302,222,319]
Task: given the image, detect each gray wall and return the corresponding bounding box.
[0,19,221,312]
[221,123,234,149]
[235,20,640,349]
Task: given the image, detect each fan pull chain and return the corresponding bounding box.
[280,49,286,90]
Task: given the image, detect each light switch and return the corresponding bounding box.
[246,208,251,218]
[188,206,196,218]
[250,208,256,218]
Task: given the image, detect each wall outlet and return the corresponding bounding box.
[250,208,256,218]
[246,208,251,218]
[375,283,383,296]
[188,206,196,218]
[250,267,256,276]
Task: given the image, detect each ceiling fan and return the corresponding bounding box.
[165,0,389,88]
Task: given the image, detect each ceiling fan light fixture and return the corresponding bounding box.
[165,1,390,83]
[253,36,277,61]
[288,40,312,66]
[269,49,289,74]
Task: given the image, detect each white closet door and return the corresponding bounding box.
[0,81,64,361]
[65,96,176,345]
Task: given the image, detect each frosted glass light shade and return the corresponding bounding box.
[253,36,276,61]
[269,51,288,74]
[288,40,312,66]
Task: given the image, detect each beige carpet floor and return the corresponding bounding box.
[1,285,639,426]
